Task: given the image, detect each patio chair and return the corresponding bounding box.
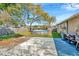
[69,35,76,44]
[65,33,70,40]
[66,32,76,43]
[63,34,68,40]
[75,35,79,48]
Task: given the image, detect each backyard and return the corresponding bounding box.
[0,3,57,56]
[0,3,79,56]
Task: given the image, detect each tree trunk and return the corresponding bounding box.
[29,16,40,32]
[48,23,52,36]
[29,21,33,32]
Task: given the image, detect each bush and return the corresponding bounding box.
[52,32,61,38]
[0,27,14,35]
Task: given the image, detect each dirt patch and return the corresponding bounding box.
[0,40,11,46]
[0,36,30,47]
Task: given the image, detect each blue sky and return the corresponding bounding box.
[39,3,79,25]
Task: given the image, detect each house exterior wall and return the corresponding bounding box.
[57,16,79,35]
[68,17,79,34]
[57,22,68,34]
[57,25,60,33]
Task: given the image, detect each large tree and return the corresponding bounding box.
[0,3,56,31]
[25,4,55,32]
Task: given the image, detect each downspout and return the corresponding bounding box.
[66,21,68,33]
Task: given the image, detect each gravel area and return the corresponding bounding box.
[0,37,57,56]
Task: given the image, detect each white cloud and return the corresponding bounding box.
[62,3,79,11]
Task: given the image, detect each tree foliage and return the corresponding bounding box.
[25,4,55,31]
[0,3,56,31]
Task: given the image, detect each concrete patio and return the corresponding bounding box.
[0,37,57,56]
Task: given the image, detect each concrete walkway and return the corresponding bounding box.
[0,37,57,56]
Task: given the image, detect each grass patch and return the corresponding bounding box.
[0,33,23,41]
[52,32,61,38]
[17,31,32,37]
[31,34,52,38]
[17,31,52,38]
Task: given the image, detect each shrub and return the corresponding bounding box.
[52,32,61,38]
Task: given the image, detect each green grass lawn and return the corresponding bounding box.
[52,32,61,38]
[17,31,52,38]
[31,34,52,38]
[0,33,23,41]
[17,31,32,37]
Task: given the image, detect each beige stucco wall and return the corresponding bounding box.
[68,17,79,34]
[57,22,67,34]
[57,24,62,33]
[57,16,79,35]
